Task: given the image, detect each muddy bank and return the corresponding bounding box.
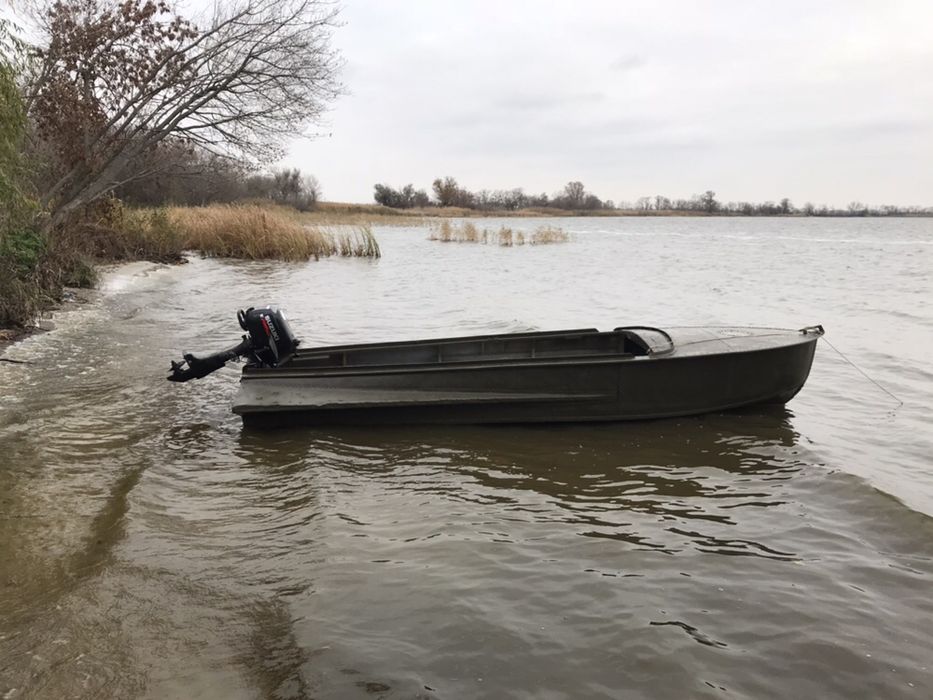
[0,288,97,356]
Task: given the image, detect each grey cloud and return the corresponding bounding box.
[609,54,644,72]
[492,91,606,112]
[284,0,933,205]
[743,118,931,146]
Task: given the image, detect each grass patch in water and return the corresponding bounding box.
[110,204,380,262]
[531,225,569,244]
[429,221,569,246]
[171,204,318,261]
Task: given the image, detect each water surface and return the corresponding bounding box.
[1,217,931,698]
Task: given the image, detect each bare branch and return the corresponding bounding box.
[28,0,344,227]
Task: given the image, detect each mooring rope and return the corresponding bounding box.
[665,327,904,411]
[819,336,903,408]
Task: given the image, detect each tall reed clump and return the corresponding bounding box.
[167,204,380,260]
[429,219,454,242]
[335,223,381,258]
[428,222,569,247]
[430,220,484,243]
[461,221,480,242]
[530,225,569,244]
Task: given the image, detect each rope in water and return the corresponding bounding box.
[819,336,903,408]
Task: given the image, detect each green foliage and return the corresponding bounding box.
[0,65,24,202]
[0,17,31,217]
[0,18,46,328]
[0,228,45,275]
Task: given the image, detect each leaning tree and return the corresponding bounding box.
[26,0,343,231]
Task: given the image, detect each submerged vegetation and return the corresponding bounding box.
[429,221,569,246]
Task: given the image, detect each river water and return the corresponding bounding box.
[1,217,931,699]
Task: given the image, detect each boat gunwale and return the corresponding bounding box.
[241,330,819,381]
[293,326,603,355]
[291,325,676,356]
[283,325,678,373]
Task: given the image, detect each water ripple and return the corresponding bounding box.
[2,218,933,699]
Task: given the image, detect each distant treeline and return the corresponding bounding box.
[114,147,321,211]
[628,194,932,217]
[374,179,932,216]
[375,178,611,211]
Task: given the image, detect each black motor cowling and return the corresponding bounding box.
[168,306,299,382]
[237,306,300,367]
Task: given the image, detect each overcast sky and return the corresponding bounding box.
[279,0,933,207]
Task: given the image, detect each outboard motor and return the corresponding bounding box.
[168,306,299,382]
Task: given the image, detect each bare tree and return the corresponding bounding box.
[563,181,585,209]
[374,183,429,209]
[411,188,430,208]
[28,0,343,230]
[847,201,868,216]
[114,142,250,205]
[302,174,321,208]
[273,168,301,202]
[432,176,460,207]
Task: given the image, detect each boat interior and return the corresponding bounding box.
[280,327,674,370]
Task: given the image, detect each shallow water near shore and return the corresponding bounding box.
[1,216,932,699]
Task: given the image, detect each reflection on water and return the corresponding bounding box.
[234,408,806,560]
[2,218,933,699]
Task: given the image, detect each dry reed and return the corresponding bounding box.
[165,204,380,260]
[429,219,454,242]
[428,221,569,247]
[333,223,381,258]
[530,225,570,244]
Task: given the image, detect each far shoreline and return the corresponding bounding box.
[315,202,933,219]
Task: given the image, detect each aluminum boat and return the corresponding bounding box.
[167,307,823,428]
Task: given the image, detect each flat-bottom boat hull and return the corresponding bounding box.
[235,331,819,428]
